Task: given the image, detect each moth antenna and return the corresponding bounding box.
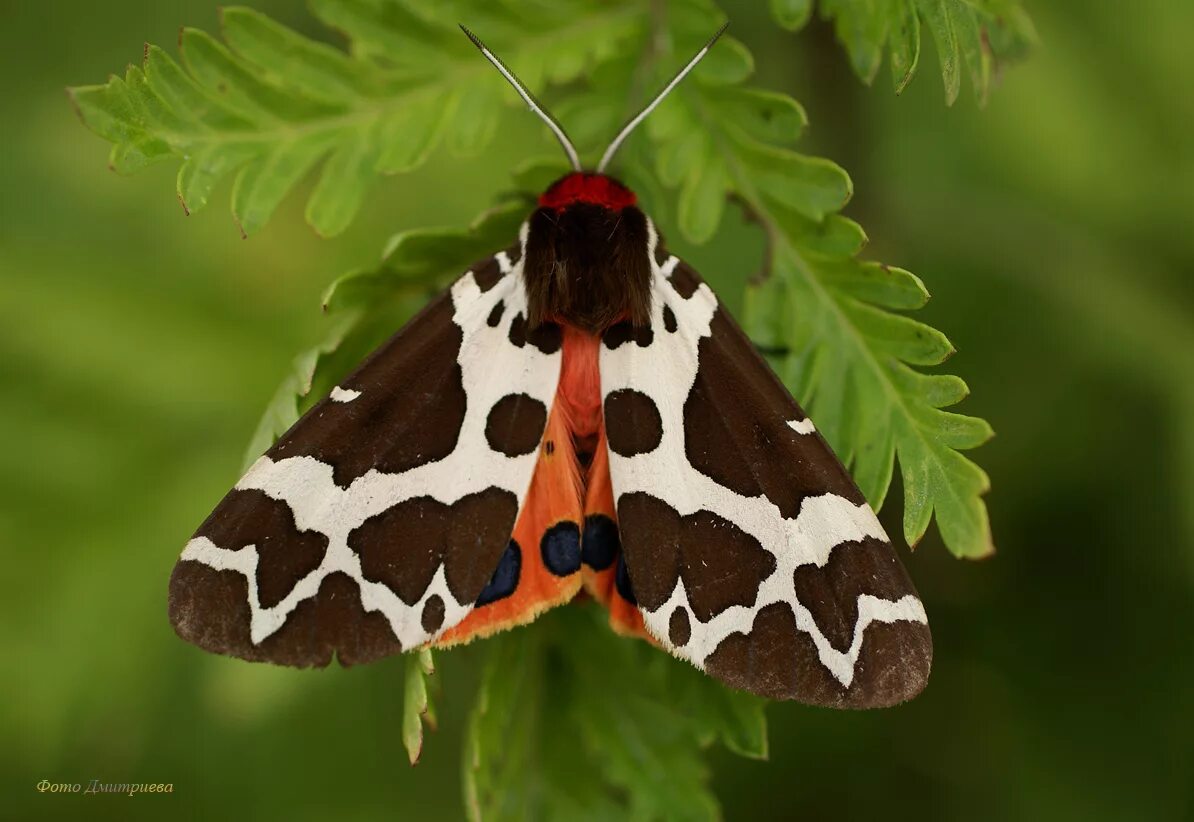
[460,25,582,172]
[596,22,730,174]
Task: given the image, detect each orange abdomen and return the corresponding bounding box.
[557,326,604,445]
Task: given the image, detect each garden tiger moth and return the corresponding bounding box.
[168,23,931,709]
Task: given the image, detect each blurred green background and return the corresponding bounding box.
[2,1,1192,819]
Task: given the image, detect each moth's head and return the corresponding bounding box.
[538,172,637,212]
[460,24,727,334]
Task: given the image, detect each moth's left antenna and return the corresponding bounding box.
[460,25,582,172]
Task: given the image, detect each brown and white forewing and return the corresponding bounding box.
[599,233,931,708]
[169,232,564,666]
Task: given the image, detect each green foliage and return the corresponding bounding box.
[465,605,766,821]
[769,0,1037,104]
[68,0,1007,816]
[68,2,640,236]
[403,648,438,765]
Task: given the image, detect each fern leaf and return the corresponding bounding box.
[769,0,1036,104]
[464,605,765,821]
[402,648,436,766]
[68,1,641,236]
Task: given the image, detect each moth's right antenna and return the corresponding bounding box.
[596,23,729,174]
[460,25,582,172]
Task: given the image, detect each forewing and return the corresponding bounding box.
[599,241,932,708]
[169,234,566,666]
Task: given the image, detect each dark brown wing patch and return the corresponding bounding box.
[268,295,466,487]
[193,489,327,609]
[485,394,548,456]
[792,537,918,652]
[667,260,701,299]
[704,602,931,708]
[473,256,504,292]
[603,390,663,457]
[683,308,863,519]
[617,492,776,621]
[669,606,692,647]
[349,490,519,605]
[169,566,404,667]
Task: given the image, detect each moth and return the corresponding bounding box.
[169,24,931,709]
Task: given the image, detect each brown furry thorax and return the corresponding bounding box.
[523,174,654,335]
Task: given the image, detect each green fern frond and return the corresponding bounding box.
[68,1,640,237]
[770,0,1037,104]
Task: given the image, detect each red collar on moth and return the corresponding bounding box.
[538,173,637,211]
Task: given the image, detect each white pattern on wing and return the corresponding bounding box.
[329,386,362,403]
[787,417,815,434]
[601,218,927,688]
[180,223,555,650]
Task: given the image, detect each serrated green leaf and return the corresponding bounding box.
[916,0,963,105]
[770,0,814,31]
[403,648,436,766]
[231,133,337,236]
[952,0,992,105]
[445,83,502,157]
[464,605,763,822]
[305,127,380,237]
[375,92,452,174]
[70,0,643,236]
[629,13,994,558]
[714,86,808,146]
[822,0,890,84]
[772,0,1031,103]
[678,158,728,244]
[889,0,922,93]
[220,6,370,104]
[694,36,753,86]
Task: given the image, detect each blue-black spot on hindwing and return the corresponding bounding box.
[476,540,521,606]
[581,514,619,571]
[541,521,581,576]
[615,553,637,605]
[487,300,505,327]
